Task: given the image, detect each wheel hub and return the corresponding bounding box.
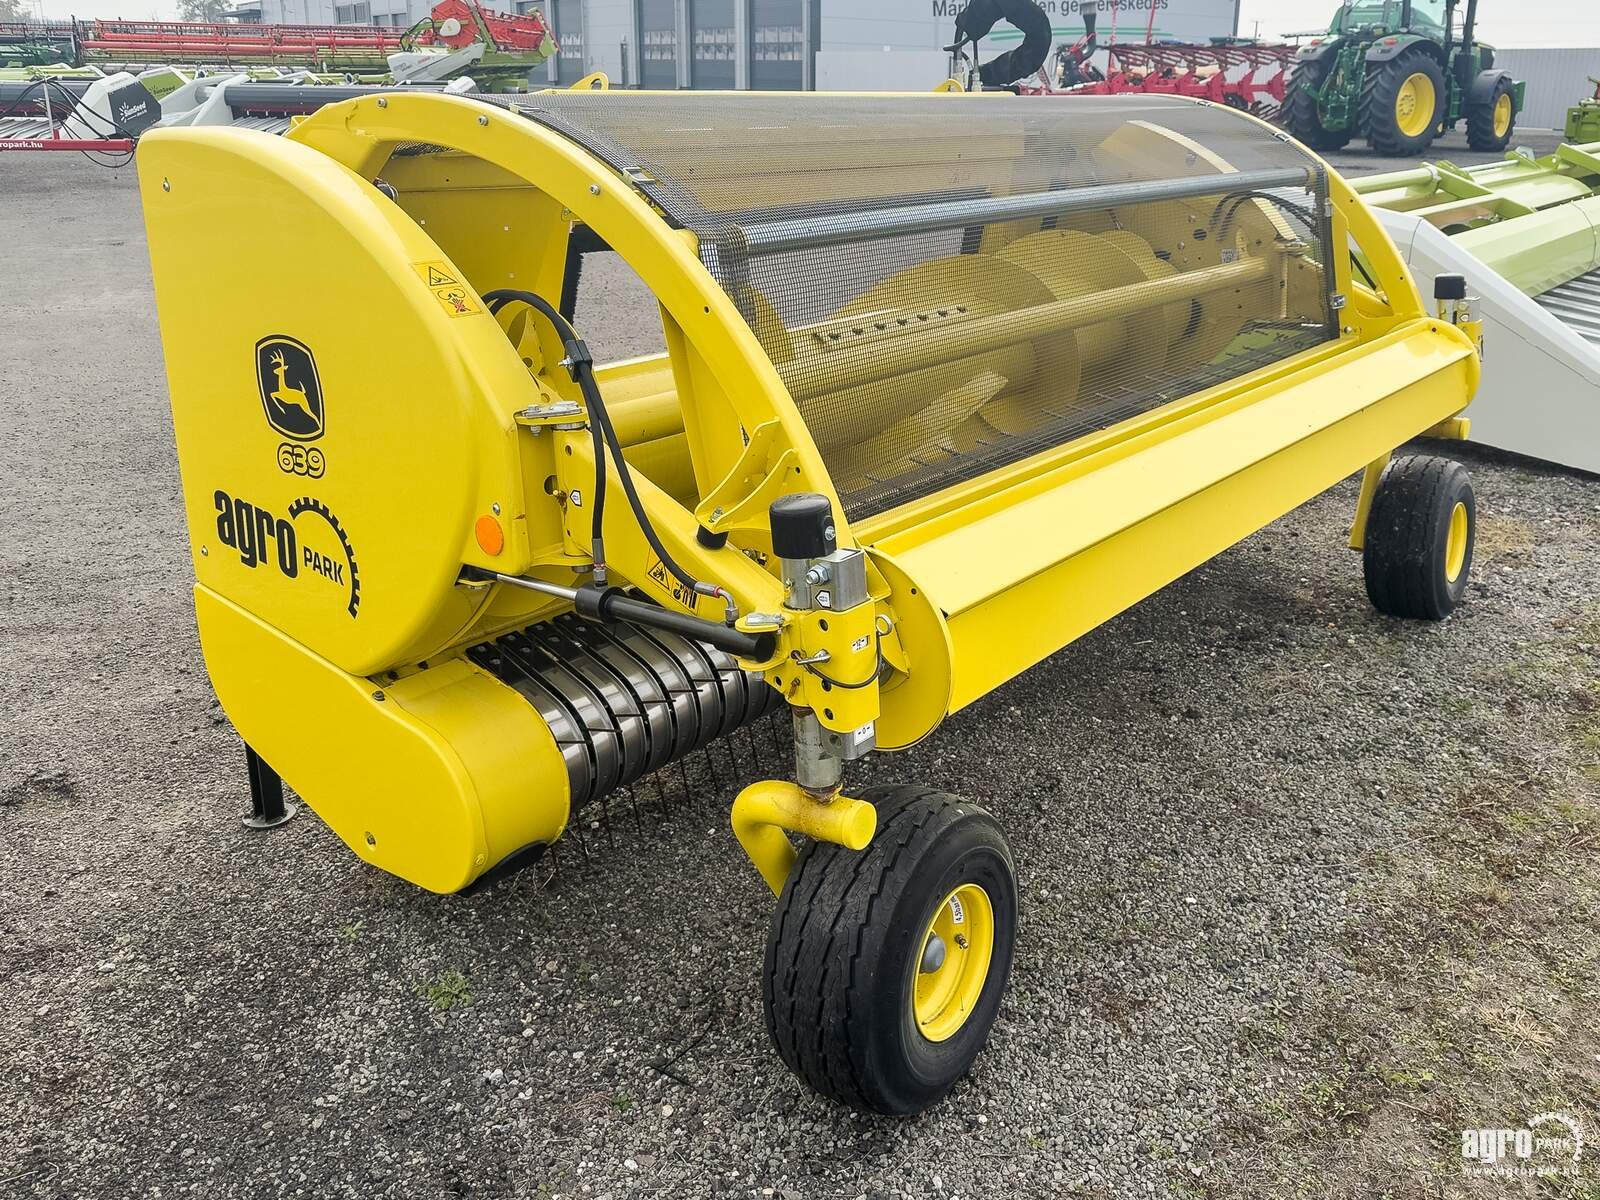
[919,932,947,974]
[913,883,996,1043]
[1445,500,1469,582]
[1395,72,1435,138]
[1493,93,1513,138]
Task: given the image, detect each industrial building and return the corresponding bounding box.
[225,0,1243,90]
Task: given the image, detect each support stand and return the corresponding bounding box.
[242,744,297,830]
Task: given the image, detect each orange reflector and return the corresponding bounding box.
[474,514,505,556]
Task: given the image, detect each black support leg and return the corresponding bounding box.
[242,744,297,831]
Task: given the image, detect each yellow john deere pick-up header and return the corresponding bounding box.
[139,89,1482,1114]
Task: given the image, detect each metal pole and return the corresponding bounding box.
[778,255,1274,401]
[242,745,298,830]
[741,165,1314,254]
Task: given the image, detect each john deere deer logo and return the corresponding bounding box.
[254,336,324,441]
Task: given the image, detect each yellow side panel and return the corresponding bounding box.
[933,345,1477,710]
[197,588,568,893]
[138,128,541,677]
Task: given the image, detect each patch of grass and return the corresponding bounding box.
[424,968,472,1011]
[1470,514,1535,560]
[1198,757,1600,1198]
[340,920,365,941]
[609,1091,633,1113]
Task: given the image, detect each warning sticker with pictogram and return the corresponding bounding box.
[411,260,481,318]
[645,553,703,614]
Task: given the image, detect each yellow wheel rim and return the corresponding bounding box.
[1493,92,1513,138]
[914,884,995,1043]
[1445,501,1469,582]
[1395,72,1436,138]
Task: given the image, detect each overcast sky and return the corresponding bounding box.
[24,0,1600,49]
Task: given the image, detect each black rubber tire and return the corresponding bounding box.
[763,785,1018,1115]
[1282,61,1352,151]
[1362,454,1475,621]
[1361,50,1446,156]
[1466,75,1517,152]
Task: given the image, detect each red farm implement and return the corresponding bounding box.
[1022,39,1295,118]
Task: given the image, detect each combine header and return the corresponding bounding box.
[0,5,553,86]
[73,19,407,72]
[1353,141,1600,472]
[139,91,1485,1113]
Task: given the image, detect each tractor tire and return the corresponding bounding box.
[763,785,1018,1115]
[1282,61,1352,151]
[1466,75,1517,151]
[1361,50,1446,157]
[1363,454,1475,621]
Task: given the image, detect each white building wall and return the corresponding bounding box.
[251,0,438,26]
[242,0,1250,90]
[1491,47,1600,131]
[819,0,1240,54]
[578,3,637,82]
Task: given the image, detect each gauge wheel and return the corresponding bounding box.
[1362,51,1446,156]
[1282,60,1352,151]
[1467,76,1517,151]
[763,784,1018,1115]
[1363,454,1475,620]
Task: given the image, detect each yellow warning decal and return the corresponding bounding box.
[411,260,481,318]
[646,553,704,614]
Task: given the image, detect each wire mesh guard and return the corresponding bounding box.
[500,92,1338,520]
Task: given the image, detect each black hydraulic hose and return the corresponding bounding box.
[591,587,773,659]
[1211,189,1320,238]
[461,566,772,659]
[485,288,608,585]
[482,288,737,623]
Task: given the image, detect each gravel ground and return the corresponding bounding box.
[1322,127,1564,175]
[3,144,1598,1200]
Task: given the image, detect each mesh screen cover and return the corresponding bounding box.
[485,92,1338,520]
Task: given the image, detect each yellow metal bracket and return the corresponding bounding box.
[1348,452,1391,551]
[777,603,880,732]
[731,780,877,894]
[695,418,800,535]
[1424,415,1471,440]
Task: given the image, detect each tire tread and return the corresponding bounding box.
[1362,453,1473,620]
[1361,49,1443,156]
[764,785,967,1111]
[1465,77,1515,152]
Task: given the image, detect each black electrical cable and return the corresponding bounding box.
[39,79,126,139]
[0,78,138,167]
[791,633,885,690]
[483,288,730,618]
[0,80,47,122]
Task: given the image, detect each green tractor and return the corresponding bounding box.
[1283,0,1524,156]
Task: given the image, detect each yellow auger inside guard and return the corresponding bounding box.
[140,90,1482,1114]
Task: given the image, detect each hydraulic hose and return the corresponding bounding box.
[484,288,608,584]
[482,288,739,624]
